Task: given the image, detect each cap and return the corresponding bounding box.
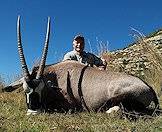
[73,34,84,42]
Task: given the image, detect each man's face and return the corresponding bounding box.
[73,38,84,53]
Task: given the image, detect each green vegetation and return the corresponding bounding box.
[0,91,162,131]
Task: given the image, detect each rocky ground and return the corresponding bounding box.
[103,29,162,78]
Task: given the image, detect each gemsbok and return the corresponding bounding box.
[3,16,160,116]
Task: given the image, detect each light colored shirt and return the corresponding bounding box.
[63,50,104,67]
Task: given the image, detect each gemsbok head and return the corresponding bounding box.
[17,16,50,115]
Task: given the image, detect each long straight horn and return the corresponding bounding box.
[36,17,50,79]
[17,16,30,81]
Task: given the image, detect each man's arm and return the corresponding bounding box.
[88,53,107,70]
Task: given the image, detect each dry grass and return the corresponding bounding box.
[0,76,5,93]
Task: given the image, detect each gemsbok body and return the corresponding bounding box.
[4,16,159,115]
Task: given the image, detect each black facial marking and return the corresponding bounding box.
[26,79,42,110]
[26,92,41,110]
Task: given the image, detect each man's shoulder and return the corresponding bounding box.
[63,50,77,61]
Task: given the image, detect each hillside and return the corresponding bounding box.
[103,29,162,76]
[101,29,162,98]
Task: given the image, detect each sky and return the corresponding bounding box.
[0,0,162,83]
